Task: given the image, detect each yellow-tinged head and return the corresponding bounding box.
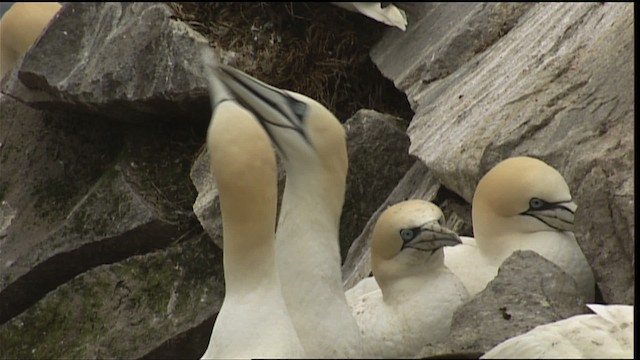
[472,156,577,242]
[371,200,461,291]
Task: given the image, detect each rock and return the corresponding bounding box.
[417,250,587,358]
[189,146,223,249]
[371,2,634,304]
[339,109,414,261]
[0,232,223,359]
[1,2,210,124]
[0,93,201,325]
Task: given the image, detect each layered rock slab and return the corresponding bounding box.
[0,233,223,359]
[371,2,634,304]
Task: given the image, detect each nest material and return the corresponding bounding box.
[168,2,412,123]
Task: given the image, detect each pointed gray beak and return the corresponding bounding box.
[200,48,234,109]
[214,64,312,152]
[402,221,462,252]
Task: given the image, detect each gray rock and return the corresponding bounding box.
[339,109,414,261]
[1,2,210,124]
[371,2,634,304]
[0,232,223,360]
[190,146,223,249]
[0,93,200,325]
[418,250,587,358]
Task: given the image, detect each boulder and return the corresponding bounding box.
[1,2,210,124]
[0,93,200,325]
[418,250,587,358]
[0,233,223,359]
[339,109,414,261]
[371,2,634,304]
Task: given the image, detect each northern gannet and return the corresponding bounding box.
[330,2,408,31]
[348,200,469,357]
[481,304,634,359]
[199,50,304,359]
[443,156,595,301]
[210,60,363,357]
[0,2,61,78]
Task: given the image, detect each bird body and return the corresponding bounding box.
[0,2,61,77]
[213,62,362,357]
[482,304,634,359]
[200,51,304,359]
[349,200,469,357]
[331,2,407,31]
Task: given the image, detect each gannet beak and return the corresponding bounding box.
[401,221,462,252]
[521,199,577,232]
[200,48,235,109]
[213,63,312,155]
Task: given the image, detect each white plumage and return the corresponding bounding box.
[331,2,408,31]
[213,61,362,357]
[200,50,304,359]
[348,200,469,358]
[444,156,595,301]
[482,304,634,359]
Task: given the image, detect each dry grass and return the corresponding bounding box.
[167,2,412,123]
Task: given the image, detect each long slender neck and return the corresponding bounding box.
[277,166,344,265]
[376,250,445,303]
[217,182,279,296]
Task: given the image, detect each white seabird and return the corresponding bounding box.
[0,2,61,78]
[443,156,595,301]
[482,304,634,359]
[348,200,469,358]
[331,2,408,31]
[210,59,363,357]
[199,50,304,359]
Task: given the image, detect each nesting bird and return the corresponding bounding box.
[482,304,634,359]
[209,54,362,357]
[199,50,304,359]
[443,156,595,301]
[0,2,61,78]
[331,2,408,31]
[348,200,469,358]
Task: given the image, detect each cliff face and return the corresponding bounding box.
[0,2,633,359]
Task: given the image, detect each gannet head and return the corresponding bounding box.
[201,48,278,251]
[371,200,461,292]
[211,63,348,178]
[472,156,577,244]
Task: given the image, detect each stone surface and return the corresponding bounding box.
[0,232,223,360]
[339,109,414,261]
[418,250,588,358]
[371,2,634,304]
[0,92,200,325]
[1,2,210,124]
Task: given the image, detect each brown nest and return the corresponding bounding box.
[168,2,412,123]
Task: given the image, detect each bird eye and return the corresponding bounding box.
[438,217,445,225]
[399,229,415,241]
[529,198,545,209]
